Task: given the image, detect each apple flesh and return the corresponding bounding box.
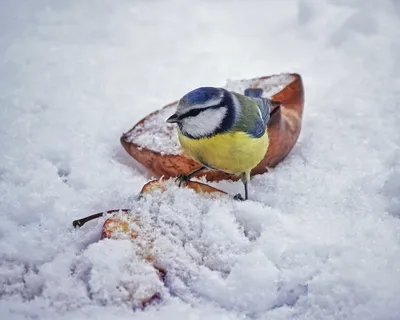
[74,178,226,308]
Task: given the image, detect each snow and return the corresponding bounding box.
[125,74,295,155]
[1,0,400,319]
[125,105,182,155]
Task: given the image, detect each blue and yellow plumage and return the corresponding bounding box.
[166,86,279,200]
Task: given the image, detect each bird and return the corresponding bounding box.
[166,86,280,200]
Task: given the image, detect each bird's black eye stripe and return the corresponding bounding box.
[179,104,224,119]
[179,108,204,119]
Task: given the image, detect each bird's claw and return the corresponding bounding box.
[175,174,190,187]
[233,193,245,201]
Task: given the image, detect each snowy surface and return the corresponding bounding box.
[126,74,295,155]
[125,105,181,155]
[1,0,400,319]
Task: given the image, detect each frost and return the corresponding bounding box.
[125,105,182,155]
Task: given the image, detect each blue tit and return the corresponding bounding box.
[166,86,280,200]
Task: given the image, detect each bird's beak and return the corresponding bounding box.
[166,113,180,123]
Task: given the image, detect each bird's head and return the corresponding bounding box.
[166,87,238,139]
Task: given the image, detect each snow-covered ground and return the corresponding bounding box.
[1,0,400,319]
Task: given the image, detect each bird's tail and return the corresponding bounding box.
[244,88,263,98]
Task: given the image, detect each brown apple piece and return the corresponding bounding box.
[72,208,165,308]
[101,210,166,308]
[101,211,159,267]
[140,179,227,196]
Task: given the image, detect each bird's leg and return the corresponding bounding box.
[233,193,245,201]
[244,180,248,200]
[175,166,206,187]
[233,172,250,201]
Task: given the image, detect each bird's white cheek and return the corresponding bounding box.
[181,107,227,138]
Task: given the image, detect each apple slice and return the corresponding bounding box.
[72,179,226,228]
[71,178,225,308]
[100,210,166,308]
[101,212,154,262]
[100,210,165,274]
[101,211,140,240]
[140,179,227,196]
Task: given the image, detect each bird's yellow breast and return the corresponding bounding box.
[177,130,269,175]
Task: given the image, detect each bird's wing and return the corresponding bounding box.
[231,92,267,138]
[243,88,278,126]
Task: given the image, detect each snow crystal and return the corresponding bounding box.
[1,0,400,319]
[72,239,164,308]
[124,74,295,155]
[124,104,182,155]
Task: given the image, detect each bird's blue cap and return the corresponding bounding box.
[182,87,222,106]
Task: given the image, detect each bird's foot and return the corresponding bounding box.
[233,193,245,201]
[175,174,190,187]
